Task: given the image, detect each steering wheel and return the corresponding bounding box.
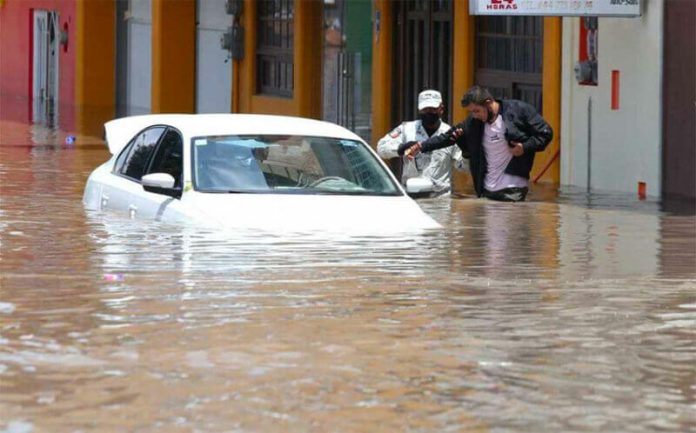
[308,176,346,188]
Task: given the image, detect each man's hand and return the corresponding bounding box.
[443,126,464,143]
[450,128,464,141]
[404,142,422,160]
[509,141,524,157]
[397,140,418,156]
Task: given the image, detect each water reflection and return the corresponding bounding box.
[0,122,695,432]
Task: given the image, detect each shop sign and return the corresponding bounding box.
[469,0,641,17]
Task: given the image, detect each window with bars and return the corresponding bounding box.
[475,16,544,112]
[256,0,294,98]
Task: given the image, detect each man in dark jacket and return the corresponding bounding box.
[400,85,553,202]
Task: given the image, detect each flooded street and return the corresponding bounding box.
[1,121,695,433]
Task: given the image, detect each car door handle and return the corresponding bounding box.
[128,204,137,219]
[100,194,109,209]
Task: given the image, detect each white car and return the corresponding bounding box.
[83,114,440,232]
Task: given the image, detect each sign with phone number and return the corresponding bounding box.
[470,0,641,17]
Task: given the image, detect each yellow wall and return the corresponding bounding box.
[452,0,476,123]
[236,0,322,118]
[75,0,115,137]
[532,17,562,184]
[370,0,392,146]
[450,0,477,193]
[151,0,196,113]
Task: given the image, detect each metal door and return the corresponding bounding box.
[126,0,152,115]
[392,0,453,124]
[475,16,543,112]
[196,0,232,113]
[32,10,59,126]
[322,0,373,142]
[662,0,696,201]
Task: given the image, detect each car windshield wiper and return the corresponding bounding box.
[201,189,248,194]
[309,190,386,196]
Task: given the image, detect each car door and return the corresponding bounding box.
[140,128,186,220]
[102,126,166,218]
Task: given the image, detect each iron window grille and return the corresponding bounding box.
[256,0,294,98]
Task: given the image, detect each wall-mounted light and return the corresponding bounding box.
[60,22,69,52]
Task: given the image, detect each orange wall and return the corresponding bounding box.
[451,0,476,124]
[531,17,562,184]
[75,0,114,136]
[370,0,392,146]
[236,0,321,118]
[151,0,195,113]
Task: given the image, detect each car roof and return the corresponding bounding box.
[104,114,363,155]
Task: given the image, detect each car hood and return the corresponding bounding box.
[183,193,441,232]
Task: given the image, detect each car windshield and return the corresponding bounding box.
[192,135,401,195]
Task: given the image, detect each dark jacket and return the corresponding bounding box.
[420,99,553,197]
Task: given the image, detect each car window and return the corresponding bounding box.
[192,135,401,196]
[113,136,135,174]
[147,129,183,188]
[117,127,165,181]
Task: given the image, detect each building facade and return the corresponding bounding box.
[560,0,695,200]
[0,0,693,199]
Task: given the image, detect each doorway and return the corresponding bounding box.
[321,0,373,141]
[662,0,695,201]
[195,0,232,113]
[475,16,543,112]
[115,0,152,116]
[392,0,453,124]
[32,10,59,127]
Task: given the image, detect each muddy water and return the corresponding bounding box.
[1,122,695,433]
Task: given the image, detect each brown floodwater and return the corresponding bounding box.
[0,120,695,433]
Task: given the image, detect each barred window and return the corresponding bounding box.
[257,0,294,98]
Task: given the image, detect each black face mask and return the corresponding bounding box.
[419,112,440,129]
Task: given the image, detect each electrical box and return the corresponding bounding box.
[225,0,243,16]
[220,24,244,60]
[231,24,244,60]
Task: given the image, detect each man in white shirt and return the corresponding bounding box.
[377,89,466,196]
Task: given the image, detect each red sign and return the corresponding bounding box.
[488,0,518,10]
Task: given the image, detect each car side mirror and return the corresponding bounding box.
[142,173,180,198]
[405,177,435,196]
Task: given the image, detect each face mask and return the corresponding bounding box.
[419,112,440,128]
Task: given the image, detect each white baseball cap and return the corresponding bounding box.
[418,89,443,110]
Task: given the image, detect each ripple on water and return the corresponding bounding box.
[0,137,695,432]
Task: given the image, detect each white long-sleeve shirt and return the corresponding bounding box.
[377,120,466,194]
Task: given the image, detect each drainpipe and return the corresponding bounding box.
[587,95,592,192]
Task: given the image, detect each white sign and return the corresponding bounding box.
[470,0,641,17]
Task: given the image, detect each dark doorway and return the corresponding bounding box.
[321,0,373,142]
[662,0,695,201]
[392,0,453,124]
[32,10,59,127]
[475,16,543,112]
[115,0,129,117]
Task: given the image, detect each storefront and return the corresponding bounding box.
[371,0,562,184]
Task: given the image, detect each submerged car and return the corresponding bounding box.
[83,114,440,231]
